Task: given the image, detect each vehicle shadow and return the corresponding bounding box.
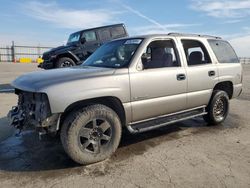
[0,117,15,142]
[0,115,238,173]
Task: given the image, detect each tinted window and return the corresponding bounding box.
[208,39,239,63]
[111,26,126,38]
[182,40,211,66]
[98,29,111,41]
[142,40,180,69]
[82,31,97,42]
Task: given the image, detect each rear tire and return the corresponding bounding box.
[203,90,229,125]
[56,57,75,68]
[60,104,122,165]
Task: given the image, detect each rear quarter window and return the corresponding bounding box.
[98,28,111,42]
[111,26,126,38]
[208,40,239,63]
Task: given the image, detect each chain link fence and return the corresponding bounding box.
[239,57,250,64]
[0,42,53,63]
[0,41,249,64]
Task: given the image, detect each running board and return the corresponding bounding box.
[127,107,207,134]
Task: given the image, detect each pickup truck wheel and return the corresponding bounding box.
[56,57,75,68]
[60,104,122,165]
[203,90,229,125]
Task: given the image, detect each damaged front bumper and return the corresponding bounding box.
[38,60,54,69]
[7,90,61,134]
[7,106,25,130]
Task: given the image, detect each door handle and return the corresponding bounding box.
[177,74,186,81]
[208,70,215,77]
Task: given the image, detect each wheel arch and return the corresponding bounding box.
[60,96,126,129]
[56,51,80,64]
[213,81,233,99]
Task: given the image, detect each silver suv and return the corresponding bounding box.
[8,33,243,165]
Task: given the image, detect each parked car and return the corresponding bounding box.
[8,33,242,165]
[39,23,128,69]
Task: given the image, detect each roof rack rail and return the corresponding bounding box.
[168,33,222,39]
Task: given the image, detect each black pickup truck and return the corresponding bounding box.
[39,23,128,69]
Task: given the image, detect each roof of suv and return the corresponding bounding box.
[74,23,126,34]
[125,33,222,40]
[168,33,221,39]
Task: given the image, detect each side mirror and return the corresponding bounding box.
[141,53,151,65]
[80,37,86,44]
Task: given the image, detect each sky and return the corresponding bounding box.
[0,0,250,57]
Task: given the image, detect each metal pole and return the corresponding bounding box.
[38,44,41,63]
[38,43,41,56]
[11,41,15,63]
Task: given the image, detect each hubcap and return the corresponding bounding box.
[213,97,226,120]
[78,119,112,154]
[61,61,73,67]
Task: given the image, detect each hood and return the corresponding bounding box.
[44,44,76,56]
[51,44,76,53]
[12,66,115,92]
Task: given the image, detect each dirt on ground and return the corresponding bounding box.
[0,63,250,188]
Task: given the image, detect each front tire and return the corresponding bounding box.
[56,57,75,68]
[60,104,122,165]
[203,90,229,125]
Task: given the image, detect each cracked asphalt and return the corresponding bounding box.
[0,63,250,188]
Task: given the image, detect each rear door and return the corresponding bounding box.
[180,39,219,109]
[82,30,100,54]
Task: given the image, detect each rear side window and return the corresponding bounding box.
[208,40,239,63]
[82,31,97,42]
[98,28,111,42]
[111,26,126,38]
[182,40,211,66]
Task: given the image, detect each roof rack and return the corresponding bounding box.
[168,33,222,39]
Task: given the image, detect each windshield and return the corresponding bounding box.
[82,38,143,68]
[67,32,81,44]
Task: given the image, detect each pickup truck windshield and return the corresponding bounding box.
[82,38,143,68]
[67,32,81,44]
